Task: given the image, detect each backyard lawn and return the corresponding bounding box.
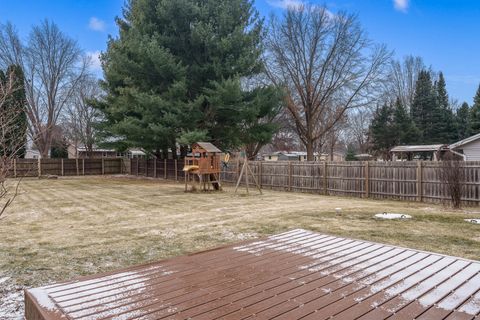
[1,176,480,318]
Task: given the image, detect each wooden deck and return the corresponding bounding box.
[25,229,480,319]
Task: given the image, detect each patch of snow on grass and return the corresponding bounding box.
[0,285,24,320]
[0,276,10,284]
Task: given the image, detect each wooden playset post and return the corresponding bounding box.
[234,150,262,195]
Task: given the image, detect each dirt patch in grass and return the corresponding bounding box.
[1,176,479,318]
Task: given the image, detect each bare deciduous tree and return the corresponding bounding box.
[439,152,465,208]
[385,55,426,109]
[0,21,88,158]
[321,116,346,161]
[265,5,391,160]
[268,109,302,152]
[0,70,26,218]
[344,107,373,154]
[63,76,102,158]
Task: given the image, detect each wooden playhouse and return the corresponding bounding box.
[183,142,222,191]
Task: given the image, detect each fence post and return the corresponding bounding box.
[288,161,292,191]
[136,158,139,176]
[164,159,167,179]
[13,158,17,178]
[76,158,79,175]
[61,159,64,176]
[258,161,262,189]
[323,161,328,195]
[82,159,85,175]
[153,159,157,178]
[364,161,369,198]
[417,161,423,202]
[38,158,41,177]
[236,160,240,183]
[102,158,105,175]
[175,159,178,181]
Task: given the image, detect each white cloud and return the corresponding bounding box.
[393,0,409,12]
[267,0,333,17]
[267,0,305,10]
[86,51,102,72]
[88,17,106,32]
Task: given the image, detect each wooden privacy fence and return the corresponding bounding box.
[7,158,124,177]
[130,158,183,180]
[222,160,480,205]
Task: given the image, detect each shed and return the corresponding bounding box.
[390,144,447,161]
[25,229,480,320]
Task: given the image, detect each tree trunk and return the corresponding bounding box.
[37,133,51,159]
[306,139,314,161]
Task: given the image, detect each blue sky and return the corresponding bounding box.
[0,0,479,104]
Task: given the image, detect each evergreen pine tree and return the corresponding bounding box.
[455,102,471,140]
[370,103,396,159]
[470,84,480,134]
[345,146,356,161]
[411,70,436,143]
[95,0,281,155]
[0,65,28,158]
[392,97,419,145]
[433,72,455,143]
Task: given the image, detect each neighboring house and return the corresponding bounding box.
[263,151,343,161]
[390,133,480,161]
[264,152,301,161]
[25,138,48,159]
[67,145,147,159]
[321,152,345,162]
[449,133,480,160]
[25,148,42,159]
[354,153,374,161]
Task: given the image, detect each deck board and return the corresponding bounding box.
[25,229,480,320]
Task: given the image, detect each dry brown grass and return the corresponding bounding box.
[1,176,479,318]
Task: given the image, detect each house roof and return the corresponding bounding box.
[267,151,320,156]
[77,147,115,153]
[355,153,373,158]
[391,144,446,152]
[75,146,146,155]
[128,149,146,156]
[449,132,480,149]
[193,142,222,153]
[25,229,480,320]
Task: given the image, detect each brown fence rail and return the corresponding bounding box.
[127,159,480,205]
[130,158,183,181]
[220,160,480,206]
[6,158,124,177]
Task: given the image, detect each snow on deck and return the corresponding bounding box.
[25,229,480,319]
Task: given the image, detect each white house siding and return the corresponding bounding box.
[458,139,480,160]
[264,155,278,161]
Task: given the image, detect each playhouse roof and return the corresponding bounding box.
[193,142,222,153]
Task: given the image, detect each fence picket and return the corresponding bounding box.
[221,160,480,206]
